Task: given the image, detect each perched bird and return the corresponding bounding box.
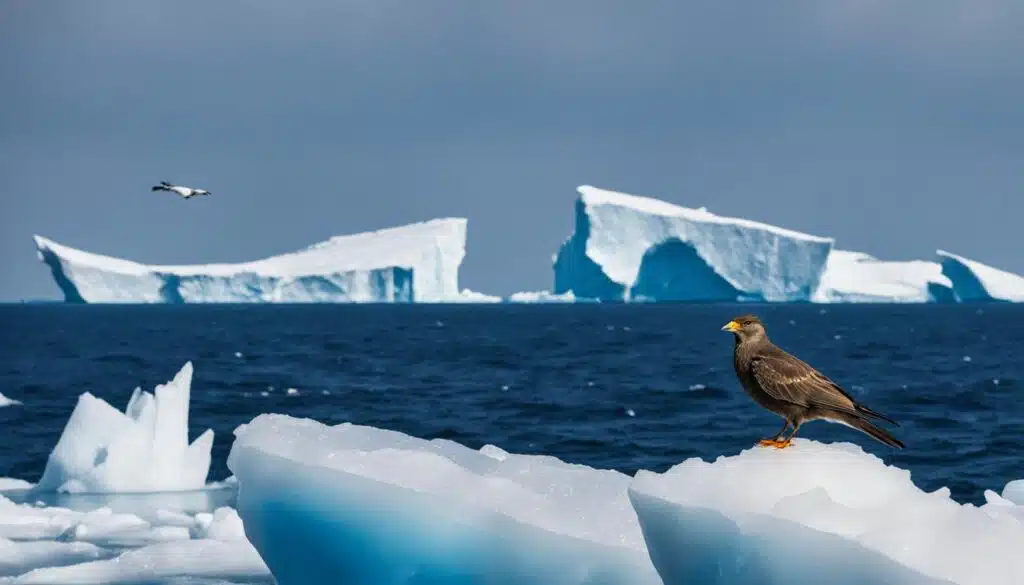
[722,314,904,450]
[151,181,211,199]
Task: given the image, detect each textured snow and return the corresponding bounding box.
[554,185,833,302]
[629,439,1024,585]
[34,362,213,494]
[448,288,502,303]
[812,250,954,303]
[227,414,661,585]
[937,250,1024,302]
[34,218,467,303]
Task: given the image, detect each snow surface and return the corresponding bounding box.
[937,250,1024,302]
[33,218,467,303]
[34,362,213,494]
[812,250,955,303]
[629,439,1024,585]
[554,185,834,302]
[227,414,661,585]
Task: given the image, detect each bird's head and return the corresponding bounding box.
[721,314,766,341]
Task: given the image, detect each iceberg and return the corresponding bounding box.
[629,439,1024,585]
[937,250,1024,302]
[34,217,467,303]
[553,185,834,302]
[34,362,213,494]
[227,414,662,585]
[812,250,955,303]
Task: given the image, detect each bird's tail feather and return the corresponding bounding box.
[855,404,899,426]
[840,413,904,449]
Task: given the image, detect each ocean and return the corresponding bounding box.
[1,302,1019,508]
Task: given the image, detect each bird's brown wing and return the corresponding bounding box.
[749,347,862,418]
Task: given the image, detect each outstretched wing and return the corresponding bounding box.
[750,347,863,418]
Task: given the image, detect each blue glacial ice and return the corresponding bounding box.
[553,185,834,302]
[227,414,662,585]
[227,414,1023,585]
[937,249,1024,302]
[33,218,468,303]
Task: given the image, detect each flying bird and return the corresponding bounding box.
[151,181,211,199]
[722,314,904,450]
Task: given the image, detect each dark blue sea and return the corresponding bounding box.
[0,303,1020,505]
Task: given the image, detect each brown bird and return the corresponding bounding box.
[722,314,904,450]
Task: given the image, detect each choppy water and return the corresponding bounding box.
[0,303,1021,505]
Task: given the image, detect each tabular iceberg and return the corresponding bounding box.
[34,218,467,303]
[812,250,955,303]
[227,414,661,585]
[937,250,1024,302]
[553,185,834,302]
[34,362,213,494]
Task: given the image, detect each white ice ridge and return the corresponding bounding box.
[227,414,662,585]
[33,217,467,303]
[34,362,213,494]
[629,439,1024,585]
[553,185,834,302]
[812,250,955,303]
[937,249,1024,302]
[506,290,578,303]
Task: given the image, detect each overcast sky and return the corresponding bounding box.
[2,1,1022,301]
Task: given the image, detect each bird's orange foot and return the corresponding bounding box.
[757,438,793,449]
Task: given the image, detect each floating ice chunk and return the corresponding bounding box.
[11,538,271,585]
[0,538,109,578]
[628,439,1024,585]
[553,185,833,301]
[0,479,33,492]
[506,290,578,303]
[227,414,661,585]
[448,288,503,303]
[937,250,1024,302]
[34,362,213,494]
[0,393,21,407]
[812,250,954,303]
[191,507,248,542]
[1003,480,1024,506]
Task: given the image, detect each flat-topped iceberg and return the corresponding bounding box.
[553,185,834,302]
[630,439,1024,585]
[812,250,955,303]
[34,362,213,494]
[34,218,467,303]
[227,414,661,585]
[937,250,1024,302]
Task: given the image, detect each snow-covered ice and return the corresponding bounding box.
[937,249,1024,302]
[553,185,834,302]
[34,362,213,494]
[629,439,1024,585]
[812,250,955,303]
[448,288,503,303]
[33,217,467,303]
[227,414,661,585]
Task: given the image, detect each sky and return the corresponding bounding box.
[2,1,1022,301]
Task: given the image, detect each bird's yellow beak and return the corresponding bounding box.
[721,320,741,332]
